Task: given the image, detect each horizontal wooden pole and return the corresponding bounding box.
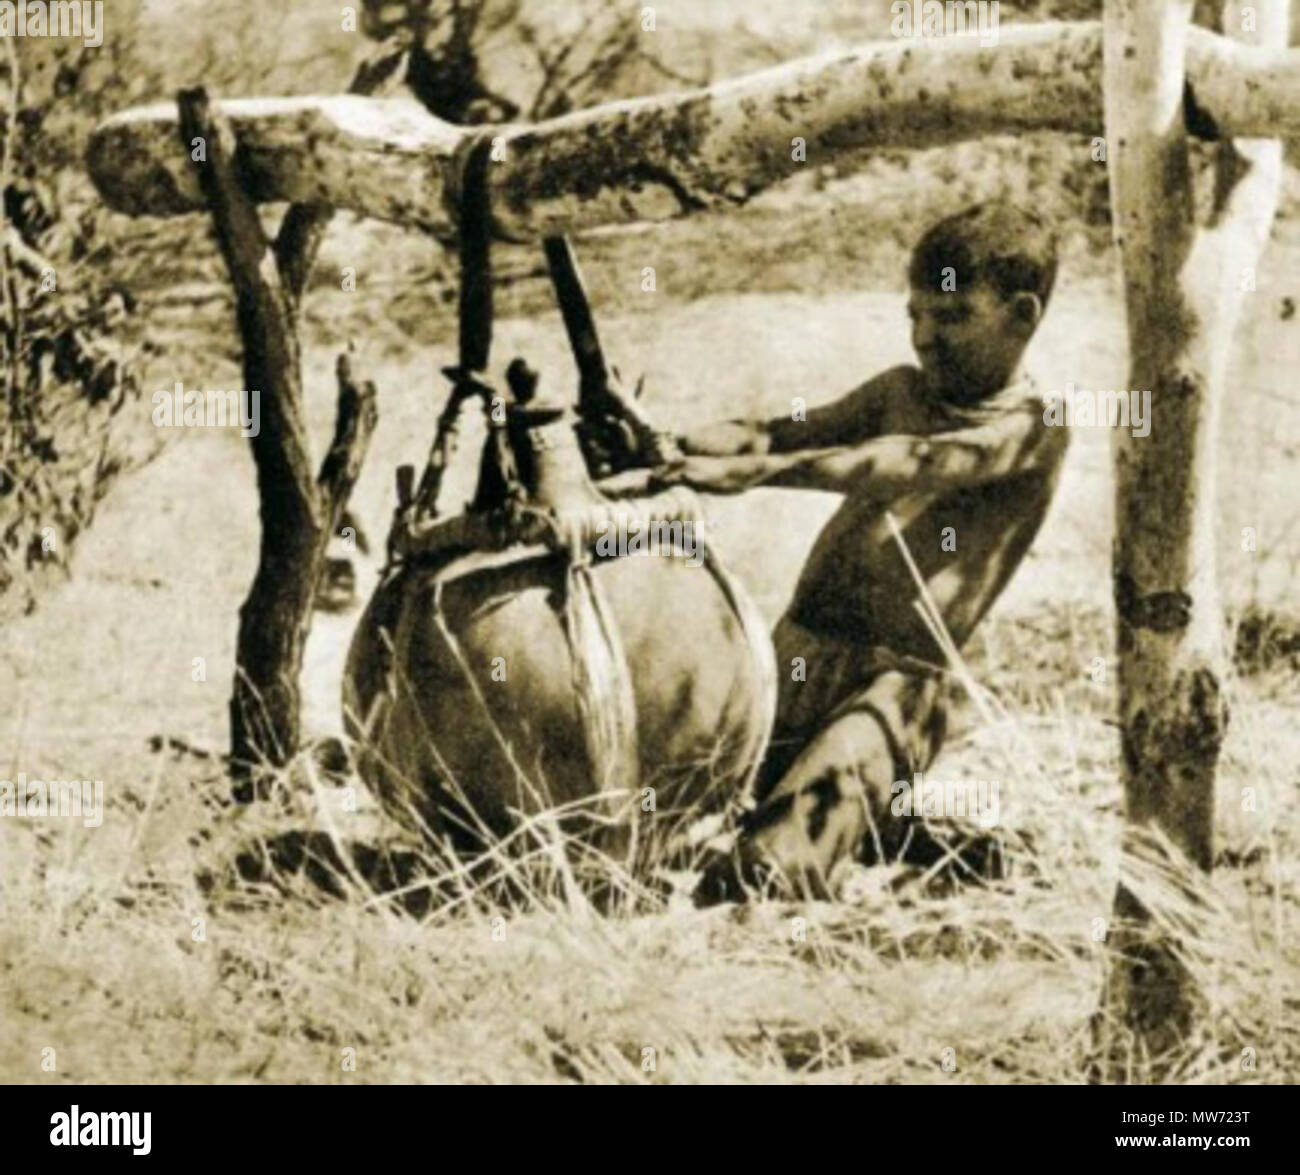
[90,95,468,236]
[86,20,1300,241]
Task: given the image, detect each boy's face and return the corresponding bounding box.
[908,282,1041,400]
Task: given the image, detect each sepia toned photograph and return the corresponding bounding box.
[2,0,1298,1117]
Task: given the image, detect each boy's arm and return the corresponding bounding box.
[672,402,1065,496]
[675,418,771,457]
[676,367,905,457]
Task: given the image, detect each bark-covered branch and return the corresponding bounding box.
[318,349,378,528]
[89,21,1300,243]
[179,84,379,798]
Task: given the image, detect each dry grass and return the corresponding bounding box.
[3,576,1298,1083]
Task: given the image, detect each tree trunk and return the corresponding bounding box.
[1100,0,1285,1077]
[177,88,378,798]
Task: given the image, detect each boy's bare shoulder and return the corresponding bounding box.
[839,363,921,407]
[867,363,925,414]
[876,364,925,398]
[769,364,921,451]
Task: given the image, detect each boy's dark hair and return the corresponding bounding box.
[908,201,1058,306]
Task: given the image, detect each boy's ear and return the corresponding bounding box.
[1010,292,1043,333]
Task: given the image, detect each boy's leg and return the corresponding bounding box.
[758,614,865,799]
[732,669,947,895]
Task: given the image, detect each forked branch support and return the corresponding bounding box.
[177,86,378,793]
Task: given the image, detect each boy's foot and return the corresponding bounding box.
[692,819,1017,906]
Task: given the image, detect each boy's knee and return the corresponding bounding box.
[731,676,950,893]
[735,765,869,898]
[732,711,899,893]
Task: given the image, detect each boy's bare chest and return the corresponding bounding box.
[789,477,1042,641]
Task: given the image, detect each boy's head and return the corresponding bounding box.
[907,201,1058,399]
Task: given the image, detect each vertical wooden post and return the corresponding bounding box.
[1101,0,1285,1073]
[178,86,379,799]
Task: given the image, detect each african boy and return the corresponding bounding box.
[668,201,1069,897]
